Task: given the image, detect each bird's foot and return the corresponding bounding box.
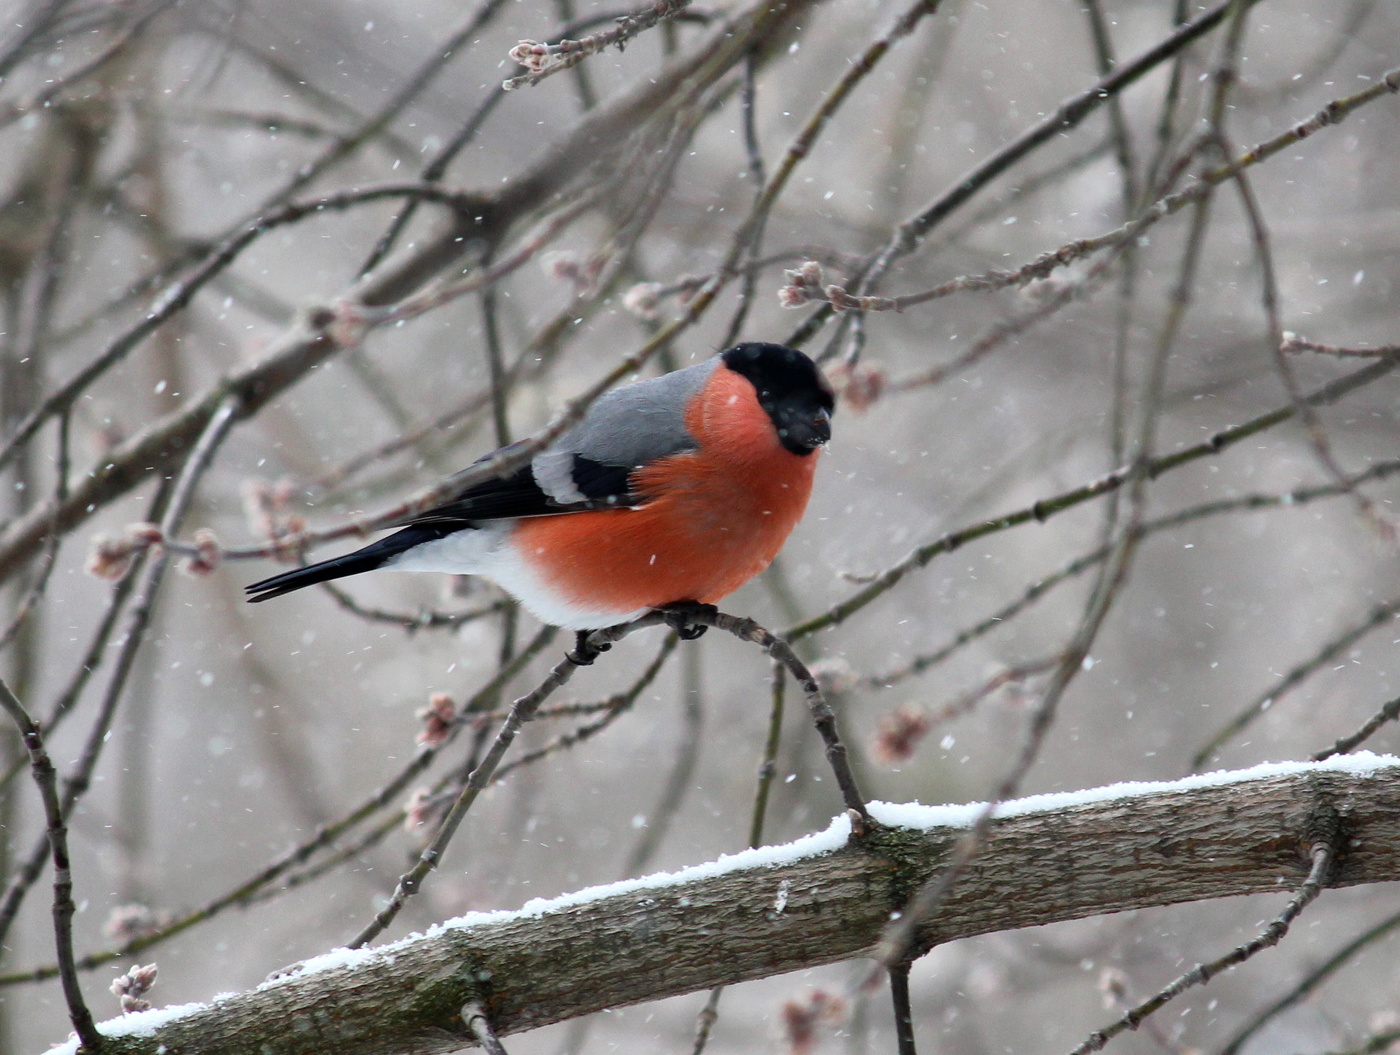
[568,630,612,666]
[657,601,717,640]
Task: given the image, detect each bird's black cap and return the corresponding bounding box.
[721,343,834,455]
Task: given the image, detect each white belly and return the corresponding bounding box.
[384,522,649,630]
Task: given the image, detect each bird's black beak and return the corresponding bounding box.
[778,405,831,454]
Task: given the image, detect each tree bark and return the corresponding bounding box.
[71,756,1400,1055]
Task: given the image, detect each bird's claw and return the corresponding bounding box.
[569,630,611,665]
[659,602,717,640]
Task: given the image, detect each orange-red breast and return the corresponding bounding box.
[245,343,834,629]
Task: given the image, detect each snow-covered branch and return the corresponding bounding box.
[56,755,1400,1055]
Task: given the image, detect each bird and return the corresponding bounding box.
[245,342,834,634]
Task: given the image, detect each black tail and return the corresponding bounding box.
[244,549,390,602]
[244,524,460,602]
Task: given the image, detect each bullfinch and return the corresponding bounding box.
[245,343,834,630]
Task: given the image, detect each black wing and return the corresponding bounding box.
[402,452,642,528]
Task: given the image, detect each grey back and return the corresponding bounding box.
[531,357,719,503]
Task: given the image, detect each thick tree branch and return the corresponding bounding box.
[57,755,1400,1055]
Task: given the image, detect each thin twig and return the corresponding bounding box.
[1139,0,1192,200]
[488,634,677,784]
[0,409,68,653]
[689,986,725,1055]
[504,0,693,90]
[730,0,942,282]
[254,633,672,906]
[854,0,1262,301]
[889,961,917,1055]
[1069,828,1339,1055]
[779,253,1108,314]
[748,660,787,848]
[933,137,1115,249]
[885,253,1120,391]
[1224,86,1389,536]
[861,455,1400,693]
[0,520,145,795]
[1081,0,1139,210]
[683,653,787,1055]
[480,284,512,451]
[660,608,869,824]
[462,1002,511,1055]
[348,620,641,947]
[719,54,767,348]
[305,312,578,505]
[0,398,240,952]
[254,0,513,211]
[797,57,1400,348]
[356,85,509,276]
[1217,906,1400,1055]
[1192,595,1400,771]
[553,0,600,110]
[318,581,508,632]
[1304,1032,1400,1055]
[1283,334,1400,358]
[0,676,101,1051]
[622,638,703,876]
[1313,694,1400,762]
[908,658,1058,730]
